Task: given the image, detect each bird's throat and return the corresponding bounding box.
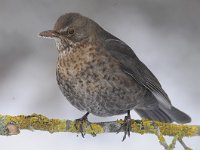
[54,38,75,53]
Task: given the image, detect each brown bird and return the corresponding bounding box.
[39,12,191,140]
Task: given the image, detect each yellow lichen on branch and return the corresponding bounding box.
[0,114,199,149]
[0,114,199,137]
[0,114,67,134]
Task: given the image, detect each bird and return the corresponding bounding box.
[39,12,191,140]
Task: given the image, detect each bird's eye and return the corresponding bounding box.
[67,28,75,35]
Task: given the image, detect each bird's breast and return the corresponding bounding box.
[56,43,98,81]
[56,43,144,115]
[56,42,127,91]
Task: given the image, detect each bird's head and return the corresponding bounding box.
[39,13,103,52]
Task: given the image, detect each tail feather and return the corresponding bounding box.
[164,106,191,123]
[135,106,191,124]
[153,108,172,123]
[135,108,172,123]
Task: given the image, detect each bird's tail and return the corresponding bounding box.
[135,106,191,124]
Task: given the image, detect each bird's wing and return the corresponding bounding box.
[104,39,172,109]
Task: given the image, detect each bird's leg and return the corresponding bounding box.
[75,112,90,138]
[117,110,132,141]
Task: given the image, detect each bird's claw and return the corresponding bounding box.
[117,111,132,141]
[75,119,87,138]
[74,112,89,138]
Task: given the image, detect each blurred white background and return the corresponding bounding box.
[0,0,199,149]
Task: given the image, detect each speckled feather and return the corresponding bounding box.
[56,41,147,116]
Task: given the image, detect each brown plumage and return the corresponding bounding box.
[39,12,191,140]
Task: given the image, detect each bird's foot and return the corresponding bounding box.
[117,110,132,141]
[75,112,90,138]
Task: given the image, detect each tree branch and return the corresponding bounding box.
[0,114,199,149]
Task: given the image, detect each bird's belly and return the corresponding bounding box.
[57,65,146,117]
[56,47,146,116]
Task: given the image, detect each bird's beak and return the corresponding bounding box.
[39,30,59,39]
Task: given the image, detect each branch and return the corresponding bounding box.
[0,114,199,150]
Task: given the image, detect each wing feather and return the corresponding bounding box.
[104,39,172,109]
